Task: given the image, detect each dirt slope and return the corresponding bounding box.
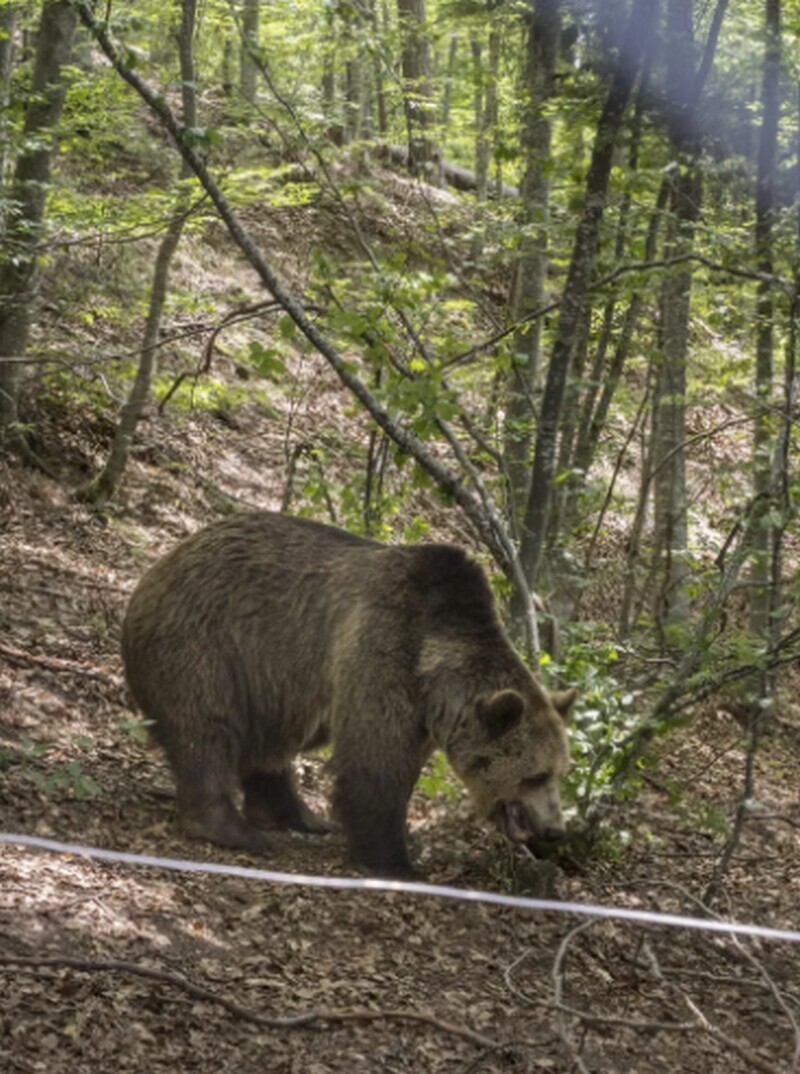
[1,163,799,1072]
[1,392,799,1073]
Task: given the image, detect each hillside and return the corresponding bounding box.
[1,155,799,1072]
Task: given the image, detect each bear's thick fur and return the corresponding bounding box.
[122,512,575,875]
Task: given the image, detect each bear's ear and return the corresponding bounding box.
[480,689,525,741]
[550,688,578,723]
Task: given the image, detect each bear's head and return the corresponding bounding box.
[446,682,576,845]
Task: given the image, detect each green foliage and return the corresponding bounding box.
[553,625,644,834]
[686,801,730,838]
[6,737,102,801]
[417,750,461,802]
[116,715,154,746]
[246,340,288,381]
[152,372,269,414]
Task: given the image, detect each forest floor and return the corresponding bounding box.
[1,162,799,1074]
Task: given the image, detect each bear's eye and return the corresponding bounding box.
[521,773,549,791]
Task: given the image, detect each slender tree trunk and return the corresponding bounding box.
[619,366,657,637]
[572,178,669,487]
[0,4,20,184]
[0,0,76,440]
[750,0,781,638]
[468,18,499,256]
[471,35,488,204]
[546,306,591,549]
[370,0,388,135]
[512,0,658,621]
[397,0,438,176]
[344,56,362,143]
[652,0,700,638]
[321,7,339,141]
[440,33,458,128]
[485,23,499,194]
[503,0,560,531]
[557,50,654,534]
[770,84,800,659]
[239,0,259,105]
[78,0,198,506]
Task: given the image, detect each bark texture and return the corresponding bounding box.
[0,0,76,437]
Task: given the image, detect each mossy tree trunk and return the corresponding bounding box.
[0,0,76,443]
[0,3,21,183]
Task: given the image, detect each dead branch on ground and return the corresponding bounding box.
[0,953,522,1058]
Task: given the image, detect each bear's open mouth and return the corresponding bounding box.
[493,800,533,843]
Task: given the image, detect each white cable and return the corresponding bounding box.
[2,831,798,944]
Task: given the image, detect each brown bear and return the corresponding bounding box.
[121,511,575,876]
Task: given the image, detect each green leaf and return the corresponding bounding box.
[248,341,287,381]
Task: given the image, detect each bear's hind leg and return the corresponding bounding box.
[174,759,274,855]
[243,769,333,835]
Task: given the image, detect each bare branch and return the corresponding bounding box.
[157,299,284,413]
[443,254,791,371]
[0,954,506,1052]
[71,0,516,579]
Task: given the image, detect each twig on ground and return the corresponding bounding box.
[552,919,596,1074]
[0,954,512,1054]
[671,981,781,1074]
[0,643,122,686]
[630,879,800,1070]
[704,709,763,907]
[747,813,800,831]
[728,932,800,1072]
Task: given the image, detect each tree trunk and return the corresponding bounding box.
[749,0,781,638]
[397,0,437,176]
[371,0,388,136]
[512,0,658,621]
[571,178,669,488]
[440,33,458,129]
[0,4,20,184]
[469,28,496,262]
[78,0,198,506]
[503,0,560,531]
[471,35,488,204]
[344,55,363,143]
[545,305,591,549]
[557,50,655,536]
[239,0,259,106]
[321,7,338,141]
[0,0,76,439]
[485,24,499,195]
[652,0,700,638]
[770,83,800,658]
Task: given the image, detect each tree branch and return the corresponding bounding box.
[71,0,516,579]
